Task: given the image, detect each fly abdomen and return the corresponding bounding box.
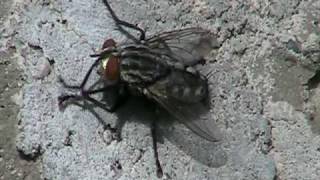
[166,71,208,103]
[169,81,207,103]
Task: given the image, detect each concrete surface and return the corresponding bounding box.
[1,0,320,179]
[0,0,42,179]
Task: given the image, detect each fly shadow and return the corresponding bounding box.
[62,83,228,169]
[156,112,228,168]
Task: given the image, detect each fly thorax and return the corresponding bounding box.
[120,56,169,84]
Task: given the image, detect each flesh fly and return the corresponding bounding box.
[58,0,221,177]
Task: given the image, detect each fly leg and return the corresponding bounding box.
[58,57,101,106]
[151,118,163,178]
[58,86,119,112]
[102,0,146,41]
[58,57,102,90]
[59,78,129,113]
[58,56,124,112]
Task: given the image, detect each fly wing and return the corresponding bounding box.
[145,71,222,142]
[146,28,221,66]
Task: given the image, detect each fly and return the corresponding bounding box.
[58,0,221,177]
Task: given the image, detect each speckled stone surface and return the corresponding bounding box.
[1,0,320,179]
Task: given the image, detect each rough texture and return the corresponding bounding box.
[0,0,42,179]
[1,0,320,179]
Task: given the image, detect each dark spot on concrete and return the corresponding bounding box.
[105,124,122,141]
[61,19,67,24]
[41,0,50,6]
[306,70,320,90]
[17,145,43,162]
[48,58,55,65]
[27,43,42,51]
[110,160,122,171]
[63,130,75,146]
[286,39,301,53]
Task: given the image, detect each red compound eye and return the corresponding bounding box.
[102,38,116,49]
[104,55,120,81]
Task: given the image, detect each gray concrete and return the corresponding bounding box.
[1,0,320,179]
[0,0,42,179]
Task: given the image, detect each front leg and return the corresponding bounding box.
[58,84,127,113]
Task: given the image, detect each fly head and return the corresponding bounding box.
[98,38,121,83]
